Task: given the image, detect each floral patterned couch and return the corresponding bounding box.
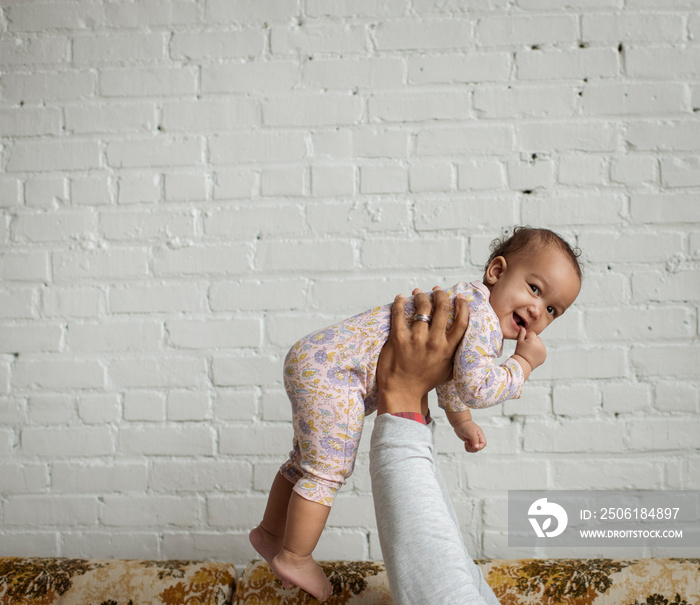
[1,556,699,605]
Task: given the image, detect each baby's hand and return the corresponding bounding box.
[514,327,547,372]
[453,420,487,453]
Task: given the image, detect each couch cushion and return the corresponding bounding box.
[0,557,237,605]
[234,558,700,604]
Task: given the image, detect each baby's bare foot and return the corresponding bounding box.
[271,547,333,602]
[249,526,282,566]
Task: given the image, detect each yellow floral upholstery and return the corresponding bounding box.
[0,557,237,605]
[233,558,700,605]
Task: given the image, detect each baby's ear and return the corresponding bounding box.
[485,255,507,283]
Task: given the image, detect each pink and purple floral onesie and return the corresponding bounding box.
[279,281,525,506]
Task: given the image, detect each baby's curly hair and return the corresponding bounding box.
[484,226,583,281]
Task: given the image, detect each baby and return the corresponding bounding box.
[250,226,582,601]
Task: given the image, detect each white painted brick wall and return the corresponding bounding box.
[0,0,698,565]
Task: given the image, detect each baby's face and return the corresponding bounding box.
[486,246,581,340]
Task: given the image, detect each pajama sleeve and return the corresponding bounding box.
[437,288,525,411]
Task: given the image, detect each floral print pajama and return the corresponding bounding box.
[279,281,525,507]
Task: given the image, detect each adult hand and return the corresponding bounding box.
[376,287,470,415]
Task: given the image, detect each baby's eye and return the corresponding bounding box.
[547,306,557,317]
[529,284,540,295]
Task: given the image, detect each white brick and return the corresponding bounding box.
[517,121,619,152]
[361,238,463,269]
[117,172,161,204]
[212,169,256,199]
[162,532,251,563]
[579,231,683,263]
[306,200,412,235]
[311,166,355,196]
[163,172,208,202]
[8,140,101,172]
[359,164,407,194]
[256,240,354,272]
[467,458,549,490]
[0,178,20,208]
[0,533,60,557]
[263,94,363,127]
[610,155,657,186]
[219,424,291,457]
[102,495,200,527]
[601,382,652,414]
[0,307,18,343]
[507,158,555,190]
[65,102,156,134]
[71,175,113,206]
[627,47,700,79]
[522,195,625,226]
[202,62,298,94]
[0,107,61,136]
[12,209,98,242]
[52,462,148,493]
[210,132,306,164]
[123,391,166,422]
[627,417,700,451]
[516,48,619,80]
[5,496,98,526]
[0,37,69,65]
[74,33,165,63]
[0,428,12,455]
[110,283,205,314]
[100,67,197,97]
[416,125,514,156]
[28,394,74,424]
[43,287,103,318]
[458,159,505,191]
[53,248,149,280]
[626,121,700,152]
[661,157,700,188]
[0,397,24,423]
[7,3,105,32]
[106,137,203,169]
[260,167,305,196]
[213,389,257,421]
[474,86,574,119]
[409,161,452,192]
[476,15,578,46]
[63,532,158,559]
[162,99,258,132]
[105,1,199,27]
[304,57,404,90]
[582,13,684,43]
[409,53,511,84]
[552,458,664,490]
[374,20,473,50]
[416,196,517,231]
[14,359,105,390]
[586,306,693,341]
[631,345,700,378]
[369,91,470,122]
[167,390,210,421]
[152,244,251,276]
[632,270,700,303]
[21,427,113,457]
[558,154,605,185]
[0,324,61,354]
[77,394,121,424]
[150,460,252,493]
[271,23,367,54]
[1,71,95,103]
[167,318,261,349]
[212,356,280,388]
[119,426,215,456]
[0,462,49,493]
[536,347,627,380]
[581,84,686,116]
[523,418,626,453]
[654,382,698,413]
[209,278,307,312]
[171,30,263,60]
[109,357,207,389]
[306,0,406,17]
[100,209,196,241]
